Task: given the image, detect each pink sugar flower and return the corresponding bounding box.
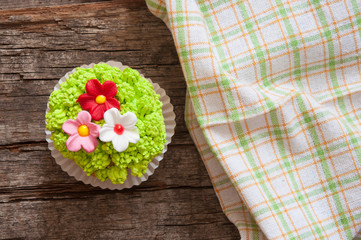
[62,111,101,153]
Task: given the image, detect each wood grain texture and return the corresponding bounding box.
[0,0,113,10]
[0,1,240,239]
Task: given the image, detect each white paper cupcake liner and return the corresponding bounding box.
[45,60,176,190]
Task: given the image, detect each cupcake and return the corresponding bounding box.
[45,62,173,187]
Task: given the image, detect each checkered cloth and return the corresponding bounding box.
[146,0,361,239]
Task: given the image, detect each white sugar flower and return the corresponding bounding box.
[99,108,140,152]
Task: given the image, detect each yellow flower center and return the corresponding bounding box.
[78,124,89,137]
[95,95,106,104]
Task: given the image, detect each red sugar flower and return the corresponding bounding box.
[77,79,120,121]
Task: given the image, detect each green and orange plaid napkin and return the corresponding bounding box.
[146,0,361,239]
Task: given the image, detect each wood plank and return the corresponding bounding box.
[0,188,238,240]
[0,0,120,10]
[0,144,211,188]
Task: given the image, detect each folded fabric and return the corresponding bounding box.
[146,0,361,239]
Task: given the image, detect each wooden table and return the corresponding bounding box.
[0,1,239,239]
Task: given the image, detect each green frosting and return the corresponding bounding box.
[46,63,166,184]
